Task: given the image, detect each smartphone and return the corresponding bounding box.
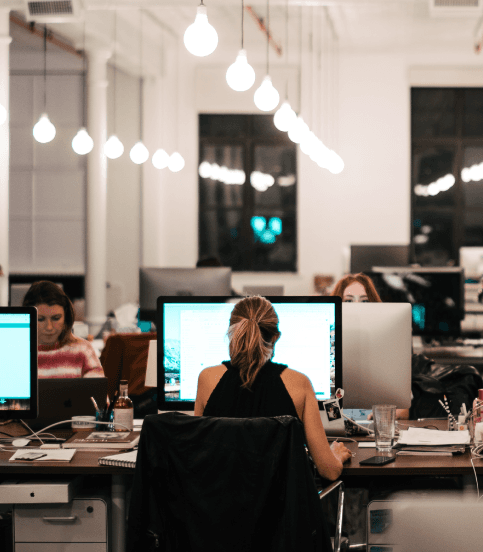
[359,456,396,466]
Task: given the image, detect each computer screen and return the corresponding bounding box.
[367,267,465,337]
[350,244,410,274]
[139,267,232,324]
[156,296,341,411]
[0,307,38,419]
[459,246,483,281]
[342,303,412,409]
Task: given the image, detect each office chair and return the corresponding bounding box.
[100,332,157,416]
[127,412,346,552]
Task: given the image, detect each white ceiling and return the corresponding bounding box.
[5,0,483,74]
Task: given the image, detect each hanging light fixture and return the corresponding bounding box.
[72,19,94,155]
[274,0,296,131]
[33,27,56,144]
[167,33,185,173]
[152,148,170,169]
[105,10,124,160]
[184,1,218,57]
[226,0,255,92]
[0,103,7,125]
[130,10,149,165]
[254,0,279,112]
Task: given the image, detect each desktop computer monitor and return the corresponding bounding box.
[350,244,410,274]
[0,307,38,419]
[342,303,412,409]
[139,267,232,324]
[156,296,341,412]
[459,246,483,281]
[366,267,465,338]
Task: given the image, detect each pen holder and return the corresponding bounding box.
[96,409,114,431]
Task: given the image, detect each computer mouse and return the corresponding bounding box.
[12,438,30,448]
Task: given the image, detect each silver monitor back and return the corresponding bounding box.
[342,303,412,409]
[139,267,232,311]
[243,285,284,297]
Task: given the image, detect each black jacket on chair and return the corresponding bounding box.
[126,412,332,552]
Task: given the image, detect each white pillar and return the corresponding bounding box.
[85,49,110,335]
[0,10,10,306]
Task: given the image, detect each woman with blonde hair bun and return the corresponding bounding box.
[195,295,351,481]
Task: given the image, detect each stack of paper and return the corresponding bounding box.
[395,427,469,456]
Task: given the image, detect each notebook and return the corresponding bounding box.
[98,450,138,468]
[30,377,109,432]
[63,431,140,450]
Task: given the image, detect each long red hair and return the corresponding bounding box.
[331,273,382,302]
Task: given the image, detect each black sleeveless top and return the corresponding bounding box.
[203,360,300,420]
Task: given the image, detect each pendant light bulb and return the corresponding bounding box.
[33,113,56,144]
[168,152,185,173]
[184,4,218,57]
[287,116,308,144]
[104,135,124,160]
[0,103,7,125]
[72,127,94,155]
[254,75,280,112]
[152,148,170,170]
[226,49,256,92]
[327,151,345,175]
[130,141,149,165]
[273,100,297,132]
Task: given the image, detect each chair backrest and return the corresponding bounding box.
[100,332,156,400]
[127,412,332,552]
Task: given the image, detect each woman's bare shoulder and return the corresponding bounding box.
[281,367,312,387]
[199,364,228,380]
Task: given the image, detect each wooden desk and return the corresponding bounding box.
[341,419,483,477]
[0,448,133,552]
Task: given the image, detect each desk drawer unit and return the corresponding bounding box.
[14,497,108,552]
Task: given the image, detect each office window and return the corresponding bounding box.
[411,88,483,266]
[199,114,297,272]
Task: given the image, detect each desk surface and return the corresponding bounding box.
[0,420,482,478]
[0,449,133,475]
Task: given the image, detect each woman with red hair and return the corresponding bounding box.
[331,273,382,303]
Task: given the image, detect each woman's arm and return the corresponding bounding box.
[301,377,352,481]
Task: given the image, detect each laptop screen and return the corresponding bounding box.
[157,296,341,411]
[0,307,38,419]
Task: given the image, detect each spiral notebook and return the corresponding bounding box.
[98,450,138,468]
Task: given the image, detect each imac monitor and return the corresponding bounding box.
[350,244,410,274]
[139,267,232,324]
[0,307,38,419]
[342,303,412,409]
[459,246,483,281]
[367,267,465,337]
[156,296,341,412]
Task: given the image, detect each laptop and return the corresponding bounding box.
[29,377,108,432]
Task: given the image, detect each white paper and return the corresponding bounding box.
[397,427,470,446]
[358,442,376,448]
[9,448,76,462]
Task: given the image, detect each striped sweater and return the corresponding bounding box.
[38,338,104,379]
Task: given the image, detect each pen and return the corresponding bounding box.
[91,396,100,414]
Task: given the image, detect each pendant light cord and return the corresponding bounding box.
[82,18,86,127]
[241,0,244,50]
[43,26,47,112]
[284,0,288,99]
[139,10,143,141]
[266,0,269,75]
[113,10,117,135]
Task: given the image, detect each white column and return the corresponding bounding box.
[85,49,110,335]
[0,10,10,306]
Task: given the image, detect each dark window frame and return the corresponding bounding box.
[411,87,483,266]
[199,114,297,272]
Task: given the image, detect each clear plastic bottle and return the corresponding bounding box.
[112,380,133,431]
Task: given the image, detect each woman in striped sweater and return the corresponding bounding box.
[23,281,104,379]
